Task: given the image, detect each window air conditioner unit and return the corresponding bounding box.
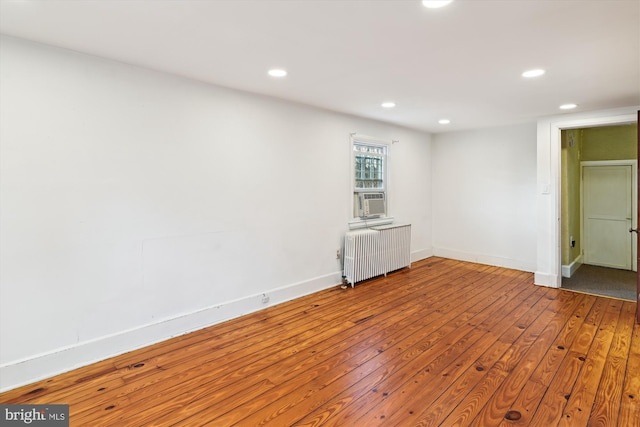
[358,192,386,217]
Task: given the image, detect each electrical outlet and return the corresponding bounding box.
[261,294,270,304]
[336,249,341,259]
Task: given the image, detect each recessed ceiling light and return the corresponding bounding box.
[522,69,545,78]
[381,102,396,108]
[438,119,451,124]
[268,69,287,77]
[560,103,578,110]
[422,0,454,8]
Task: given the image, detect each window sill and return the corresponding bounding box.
[348,216,395,230]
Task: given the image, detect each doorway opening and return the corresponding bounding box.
[560,124,638,300]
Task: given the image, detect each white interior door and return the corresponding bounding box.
[583,164,632,270]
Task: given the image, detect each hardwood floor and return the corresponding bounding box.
[1,257,638,426]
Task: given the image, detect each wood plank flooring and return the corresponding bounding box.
[1,257,638,426]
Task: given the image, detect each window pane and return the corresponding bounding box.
[354,151,384,190]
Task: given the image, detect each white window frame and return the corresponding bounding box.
[348,134,394,229]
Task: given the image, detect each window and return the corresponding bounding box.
[354,144,385,190]
[351,136,391,224]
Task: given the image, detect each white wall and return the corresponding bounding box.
[0,36,432,391]
[432,123,537,272]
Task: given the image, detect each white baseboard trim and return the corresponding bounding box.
[411,248,433,263]
[562,255,583,278]
[432,247,536,273]
[534,271,561,288]
[0,271,343,393]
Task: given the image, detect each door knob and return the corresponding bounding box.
[630,228,639,233]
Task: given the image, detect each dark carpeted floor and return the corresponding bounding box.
[562,264,637,301]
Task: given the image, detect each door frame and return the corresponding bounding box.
[580,160,637,271]
[535,108,638,289]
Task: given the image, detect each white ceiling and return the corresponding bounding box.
[1,0,638,133]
